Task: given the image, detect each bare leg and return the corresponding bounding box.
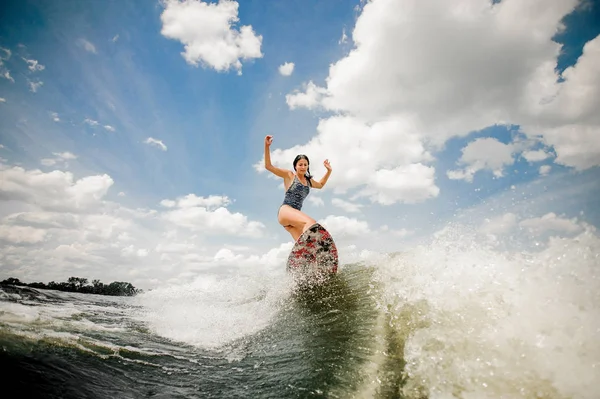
[284,225,303,242]
[278,205,316,241]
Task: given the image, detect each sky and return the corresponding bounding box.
[0,0,599,289]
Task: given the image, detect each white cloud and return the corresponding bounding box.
[0,48,14,83]
[278,62,294,76]
[1,71,14,83]
[0,47,11,60]
[28,80,43,93]
[23,58,45,72]
[362,163,439,204]
[520,36,600,170]
[256,115,438,205]
[320,215,370,239]
[339,28,348,45]
[285,81,327,110]
[160,0,263,73]
[104,125,115,132]
[162,194,264,237]
[0,98,5,103]
[40,152,77,167]
[332,198,363,213]
[307,196,324,207]
[519,213,582,235]
[176,194,231,209]
[84,118,99,126]
[539,165,552,175]
[0,225,47,244]
[0,163,274,288]
[145,137,168,151]
[284,0,600,174]
[56,152,77,160]
[160,199,177,208]
[78,38,97,53]
[448,138,515,182]
[522,149,552,162]
[121,245,149,258]
[50,112,60,122]
[0,164,112,212]
[118,191,126,197]
[112,34,119,43]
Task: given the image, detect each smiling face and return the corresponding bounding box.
[293,155,310,176]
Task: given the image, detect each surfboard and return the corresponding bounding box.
[286,223,338,281]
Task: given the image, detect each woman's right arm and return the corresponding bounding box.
[264,135,290,178]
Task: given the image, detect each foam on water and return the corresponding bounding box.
[373,224,600,399]
[134,271,292,350]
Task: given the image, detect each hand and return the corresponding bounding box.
[324,159,332,171]
[264,135,273,147]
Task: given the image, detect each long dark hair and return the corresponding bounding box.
[293,154,312,187]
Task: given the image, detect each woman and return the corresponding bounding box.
[264,134,332,242]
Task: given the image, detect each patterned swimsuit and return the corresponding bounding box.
[281,175,310,211]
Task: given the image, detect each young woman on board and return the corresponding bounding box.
[264,134,332,242]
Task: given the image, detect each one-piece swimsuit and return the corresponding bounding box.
[281,175,310,211]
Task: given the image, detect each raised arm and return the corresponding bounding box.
[264,135,291,179]
[311,159,332,189]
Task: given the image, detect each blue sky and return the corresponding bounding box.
[0,0,599,288]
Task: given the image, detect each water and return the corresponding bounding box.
[1,225,599,398]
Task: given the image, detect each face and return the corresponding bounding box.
[295,159,309,174]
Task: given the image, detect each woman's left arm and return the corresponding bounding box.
[311,159,332,189]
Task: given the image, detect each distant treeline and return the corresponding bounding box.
[0,277,142,296]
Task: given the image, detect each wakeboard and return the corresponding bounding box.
[286,223,338,281]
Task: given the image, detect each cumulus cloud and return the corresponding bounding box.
[0,163,274,288]
[256,115,438,205]
[161,194,265,237]
[320,215,370,239]
[283,0,600,177]
[286,81,327,110]
[278,62,294,76]
[448,138,515,182]
[0,164,112,212]
[160,0,263,73]
[104,125,116,132]
[145,137,168,151]
[362,163,439,204]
